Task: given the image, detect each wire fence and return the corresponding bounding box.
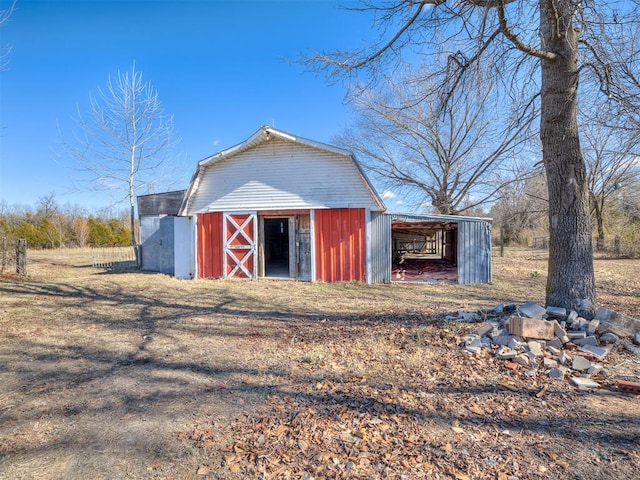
[0,234,18,273]
[91,246,138,269]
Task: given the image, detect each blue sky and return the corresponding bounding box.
[0,0,404,212]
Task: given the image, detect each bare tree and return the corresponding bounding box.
[308,1,640,316]
[579,106,640,251]
[62,62,178,257]
[335,67,535,214]
[0,0,16,72]
[491,168,548,245]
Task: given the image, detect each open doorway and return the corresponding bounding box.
[391,221,458,283]
[263,217,290,277]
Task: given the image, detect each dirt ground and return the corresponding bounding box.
[0,248,639,479]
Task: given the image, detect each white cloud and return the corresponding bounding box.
[381,190,396,199]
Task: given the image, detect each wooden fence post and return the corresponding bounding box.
[16,238,27,274]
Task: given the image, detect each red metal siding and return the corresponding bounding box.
[314,208,366,282]
[197,212,223,278]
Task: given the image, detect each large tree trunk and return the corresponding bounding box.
[540,1,596,317]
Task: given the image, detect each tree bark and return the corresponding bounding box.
[540,1,596,317]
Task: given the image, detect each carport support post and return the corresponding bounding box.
[500,226,505,258]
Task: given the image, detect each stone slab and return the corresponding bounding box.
[579,344,610,360]
[571,377,600,390]
[517,302,547,320]
[574,336,599,347]
[572,356,591,372]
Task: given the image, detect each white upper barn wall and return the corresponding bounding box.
[181,127,385,215]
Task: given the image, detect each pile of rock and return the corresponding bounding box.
[454,302,640,390]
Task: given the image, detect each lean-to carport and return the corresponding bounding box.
[370,213,492,285]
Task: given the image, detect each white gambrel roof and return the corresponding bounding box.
[179,125,386,215]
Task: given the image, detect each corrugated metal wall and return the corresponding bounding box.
[197,212,223,278]
[186,139,382,214]
[370,212,391,283]
[314,208,366,282]
[139,215,175,274]
[457,219,492,284]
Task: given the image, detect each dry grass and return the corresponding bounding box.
[0,248,639,479]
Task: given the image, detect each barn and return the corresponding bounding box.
[138,125,492,284]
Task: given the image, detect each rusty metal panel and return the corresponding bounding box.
[314,208,366,282]
[197,212,223,278]
[370,212,392,283]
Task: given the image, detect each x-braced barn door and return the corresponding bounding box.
[223,212,257,279]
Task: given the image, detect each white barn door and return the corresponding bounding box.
[223,212,257,279]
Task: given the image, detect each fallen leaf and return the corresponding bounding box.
[451,426,465,434]
[469,404,484,415]
[454,472,471,480]
[196,465,210,475]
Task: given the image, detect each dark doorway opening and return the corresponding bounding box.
[391,221,458,283]
[264,218,290,277]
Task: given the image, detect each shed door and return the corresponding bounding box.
[223,212,257,279]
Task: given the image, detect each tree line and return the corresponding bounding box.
[0,193,132,249]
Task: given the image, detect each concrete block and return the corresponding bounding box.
[553,321,567,337]
[543,358,558,368]
[572,356,591,372]
[492,335,513,346]
[634,332,640,345]
[514,354,531,367]
[588,319,600,335]
[517,302,547,319]
[571,377,600,390]
[489,328,509,339]
[547,346,561,356]
[493,304,504,314]
[508,337,523,350]
[574,317,589,331]
[548,367,566,379]
[507,316,555,340]
[546,306,567,319]
[587,364,604,375]
[466,337,483,348]
[574,336,598,347]
[495,346,517,359]
[527,340,544,357]
[559,351,572,366]
[595,308,640,336]
[625,343,640,355]
[599,332,619,344]
[580,345,610,360]
[566,310,578,326]
[465,346,482,355]
[547,337,564,350]
[567,331,586,340]
[472,323,494,337]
